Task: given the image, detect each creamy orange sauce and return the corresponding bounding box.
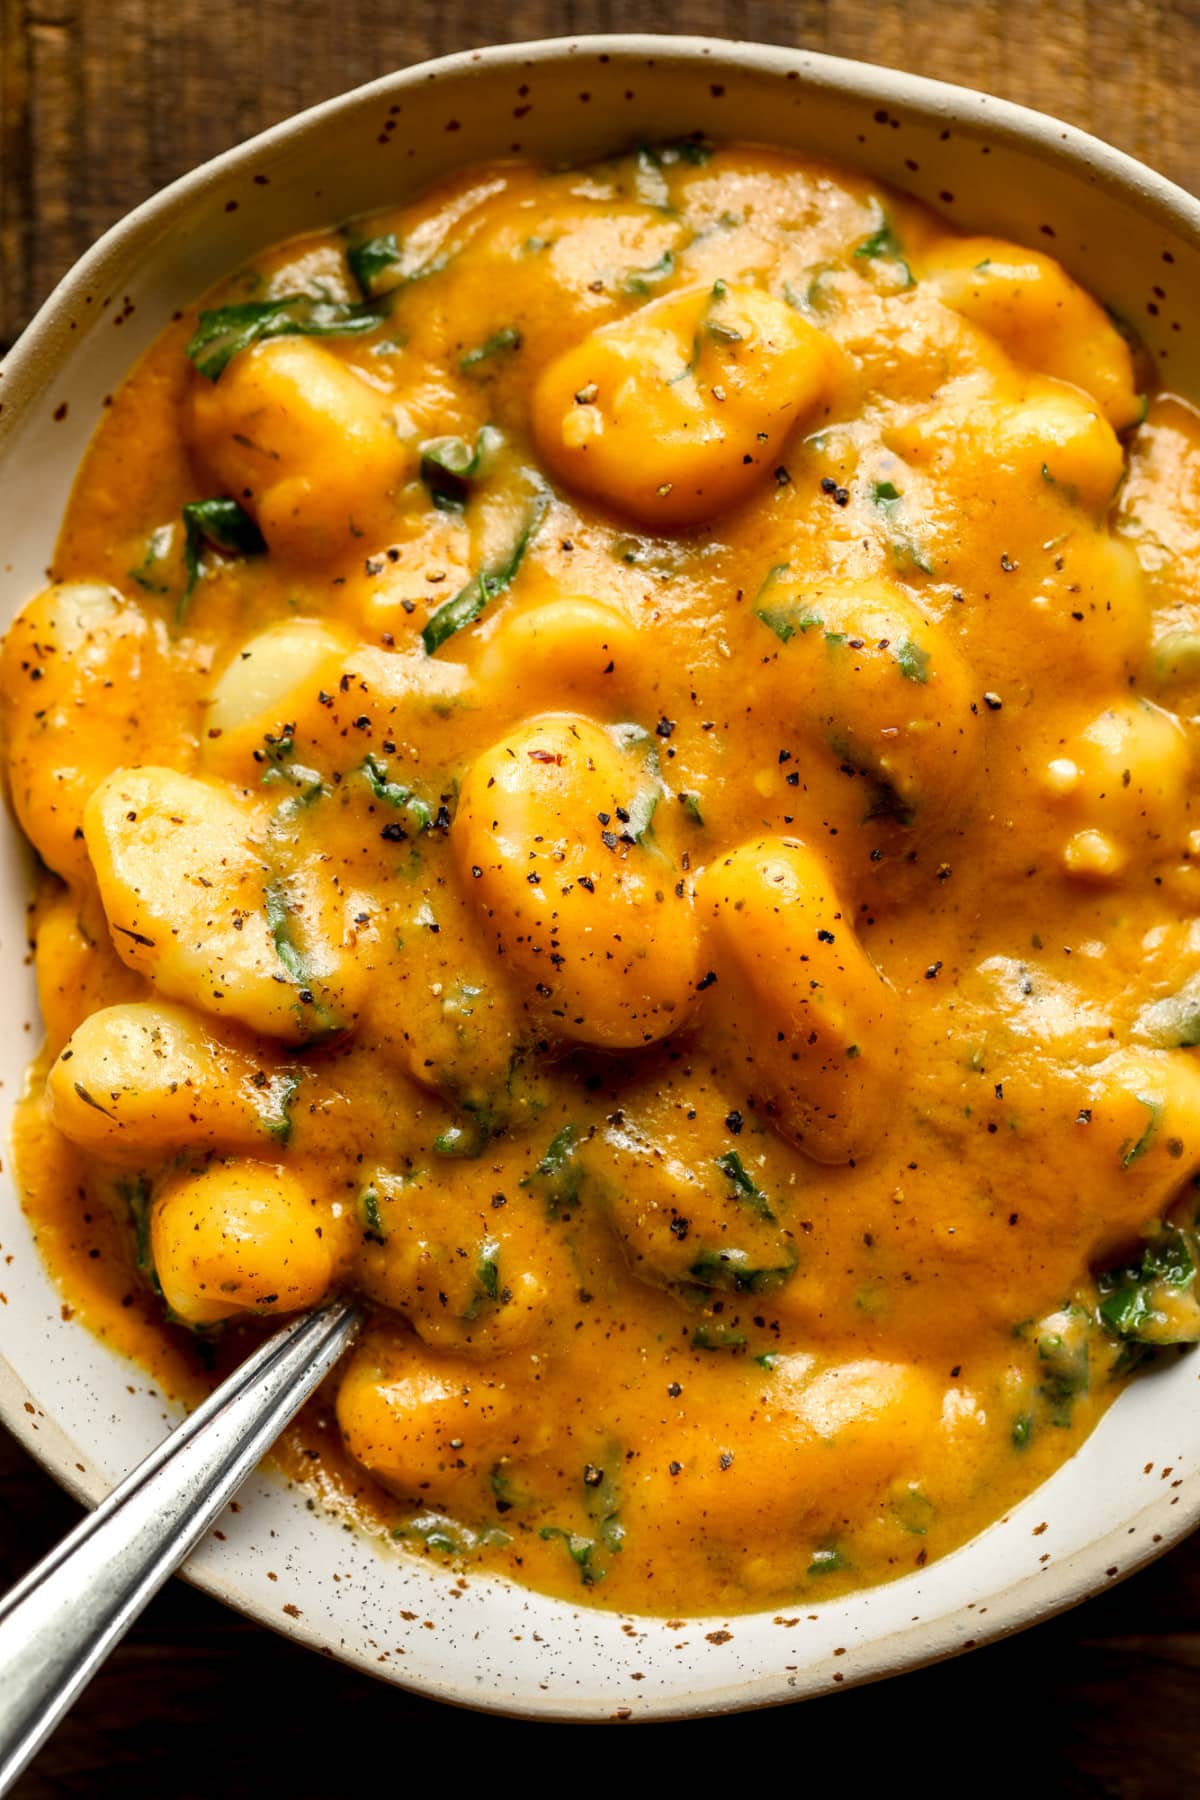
[6,140,1200,1615]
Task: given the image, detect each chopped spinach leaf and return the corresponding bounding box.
[853,219,915,287]
[1120,1097,1162,1168]
[265,881,307,985]
[477,1237,500,1301]
[688,1245,797,1295]
[539,1526,604,1586]
[891,1485,934,1536]
[422,484,550,654]
[623,785,659,845]
[358,1185,387,1244]
[117,1174,158,1290]
[347,233,403,298]
[258,731,324,805]
[1097,1220,1200,1345]
[1133,975,1200,1049]
[433,1105,494,1159]
[862,771,917,829]
[489,1463,522,1513]
[754,563,825,643]
[186,293,390,381]
[361,754,433,833]
[180,497,266,615]
[807,1545,849,1576]
[263,1070,301,1146]
[639,136,713,168]
[1035,1305,1091,1427]
[784,265,838,319]
[397,1512,509,1554]
[691,1323,748,1351]
[419,425,502,512]
[894,636,931,683]
[757,605,824,644]
[521,1122,584,1216]
[714,1149,775,1221]
[869,481,935,579]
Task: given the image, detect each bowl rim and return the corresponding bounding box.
[4,31,1200,1720]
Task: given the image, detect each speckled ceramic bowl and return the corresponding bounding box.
[3,36,1200,1720]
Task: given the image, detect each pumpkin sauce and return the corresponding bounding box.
[6,141,1200,1615]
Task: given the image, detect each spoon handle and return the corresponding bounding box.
[0,1298,360,1795]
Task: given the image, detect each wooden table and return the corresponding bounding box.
[2,1,1199,1788]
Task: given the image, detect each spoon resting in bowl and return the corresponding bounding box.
[0,1298,360,1794]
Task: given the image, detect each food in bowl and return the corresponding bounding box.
[5,136,1200,1616]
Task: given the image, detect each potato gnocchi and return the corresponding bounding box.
[5,139,1199,1616]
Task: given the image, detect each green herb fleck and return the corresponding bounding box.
[263,1071,300,1146]
[358,1186,387,1244]
[1120,1097,1162,1168]
[117,1175,160,1294]
[622,250,676,297]
[894,636,931,683]
[460,326,523,373]
[807,1545,849,1576]
[854,220,915,287]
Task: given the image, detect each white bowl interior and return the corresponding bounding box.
[3,37,1200,1718]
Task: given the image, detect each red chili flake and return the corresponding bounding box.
[528,749,563,764]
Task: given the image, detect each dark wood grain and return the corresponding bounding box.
[3,2,1200,1791]
[2,0,1200,349]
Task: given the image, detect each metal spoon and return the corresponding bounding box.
[0,1298,360,1794]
